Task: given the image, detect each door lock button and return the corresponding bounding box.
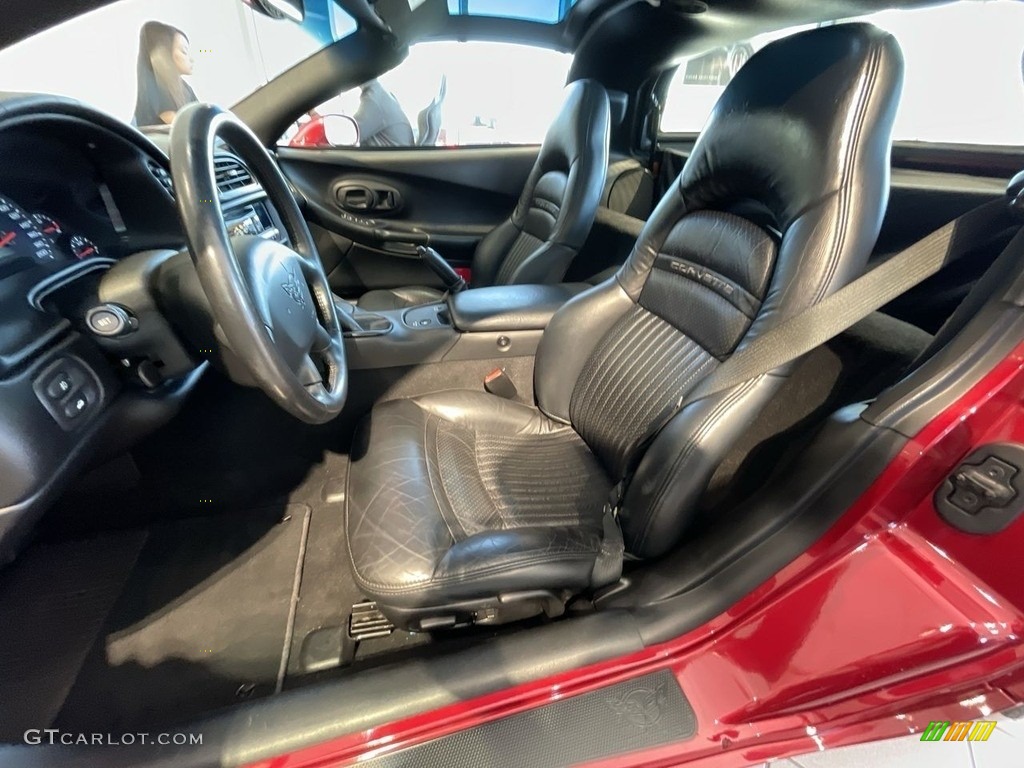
[63,393,89,419]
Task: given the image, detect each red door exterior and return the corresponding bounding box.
[252,341,1024,768]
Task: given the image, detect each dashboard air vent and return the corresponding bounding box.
[214,155,258,196]
[147,159,174,199]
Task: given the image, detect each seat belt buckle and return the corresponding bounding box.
[484,367,518,399]
[603,480,626,520]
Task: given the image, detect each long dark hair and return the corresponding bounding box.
[135,21,190,111]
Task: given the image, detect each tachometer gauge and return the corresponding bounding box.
[30,213,63,240]
[0,195,54,261]
[69,234,100,260]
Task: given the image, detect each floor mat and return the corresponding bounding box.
[282,452,434,683]
[284,452,358,677]
[0,532,146,741]
[6,450,501,733]
[55,504,309,733]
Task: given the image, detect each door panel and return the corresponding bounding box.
[279,146,538,297]
[875,169,1007,260]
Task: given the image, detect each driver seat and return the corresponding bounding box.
[346,24,903,630]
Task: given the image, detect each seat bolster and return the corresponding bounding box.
[390,527,600,609]
[621,372,787,558]
[357,285,445,311]
[471,219,522,287]
[499,241,580,286]
[535,278,635,422]
[412,389,564,435]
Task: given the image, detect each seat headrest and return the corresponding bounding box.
[680,22,904,231]
[533,78,611,171]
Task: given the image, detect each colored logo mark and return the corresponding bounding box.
[920,720,997,742]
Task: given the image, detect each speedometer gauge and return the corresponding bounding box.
[0,195,54,261]
[69,234,100,260]
[30,213,62,240]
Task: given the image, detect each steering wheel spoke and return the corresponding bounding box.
[297,353,325,387]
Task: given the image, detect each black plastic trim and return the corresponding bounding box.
[865,309,1024,437]
[359,669,694,768]
[0,610,645,767]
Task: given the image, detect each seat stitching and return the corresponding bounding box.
[470,425,508,528]
[429,414,467,544]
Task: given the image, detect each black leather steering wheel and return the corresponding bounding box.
[169,104,347,424]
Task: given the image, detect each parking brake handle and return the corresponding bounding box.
[418,245,467,294]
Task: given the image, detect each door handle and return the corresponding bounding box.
[334,182,403,215]
[340,185,373,210]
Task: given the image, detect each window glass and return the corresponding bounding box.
[445,0,578,24]
[0,0,351,127]
[660,0,1024,146]
[283,41,573,149]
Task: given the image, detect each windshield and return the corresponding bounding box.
[0,0,356,128]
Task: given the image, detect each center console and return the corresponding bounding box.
[335,283,589,371]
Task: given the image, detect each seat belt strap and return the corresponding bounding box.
[590,492,625,589]
[599,196,1016,566]
[682,198,1013,409]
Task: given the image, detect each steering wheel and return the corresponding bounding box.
[169,104,347,424]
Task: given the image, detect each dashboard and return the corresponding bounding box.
[0,94,284,566]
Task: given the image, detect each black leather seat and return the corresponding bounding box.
[602,156,654,219]
[346,24,903,629]
[357,78,611,311]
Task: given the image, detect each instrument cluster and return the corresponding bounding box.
[0,193,101,268]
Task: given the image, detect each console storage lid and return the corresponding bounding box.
[447,284,589,333]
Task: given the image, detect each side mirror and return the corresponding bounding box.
[322,114,360,147]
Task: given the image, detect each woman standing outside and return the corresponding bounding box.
[133,21,197,126]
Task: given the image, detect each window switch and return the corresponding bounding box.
[62,393,89,419]
[45,371,74,400]
[33,356,103,431]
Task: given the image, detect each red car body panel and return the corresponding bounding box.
[288,118,328,148]
[250,341,1024,768]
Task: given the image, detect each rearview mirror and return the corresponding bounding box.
[322,114,360,147]
[243,0,304,22]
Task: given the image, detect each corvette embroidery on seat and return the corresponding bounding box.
[666,257,735,296]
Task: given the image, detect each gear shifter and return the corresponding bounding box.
[417,245,467,294]
[333,297,393,336]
